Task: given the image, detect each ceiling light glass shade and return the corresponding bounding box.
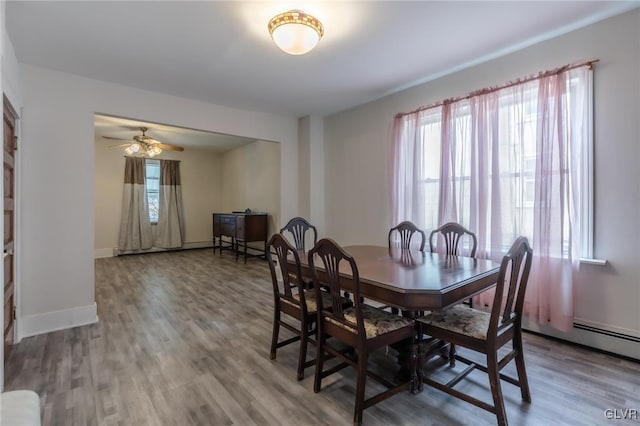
[124,142,162,157]
[268,10,324,55]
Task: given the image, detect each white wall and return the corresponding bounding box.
[18,64,298,339]
[323,9,640,358]
[220,140,281,237]
[298,115,326,236]
[2,28,21,110]
[94,138,224,257]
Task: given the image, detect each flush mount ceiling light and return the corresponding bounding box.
[268,10,324,55]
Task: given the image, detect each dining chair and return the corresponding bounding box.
[266,233,322,381]
[280,217,319,290]
[429,222,478,257]
[428,222,480,362]
[388,221,426,251]
[309,238,417,425]
[416,236,533,426]
[280,216,318,252]
[386,221,426,314]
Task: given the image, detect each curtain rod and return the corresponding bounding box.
[395,59,599,118]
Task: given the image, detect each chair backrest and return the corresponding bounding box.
[488,236,533,336]
[266,233,308,313]
[388,221,426,251]
[280,217,318,252]
[308,238,366,338]
[429,222,478,257]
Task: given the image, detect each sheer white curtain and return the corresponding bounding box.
[391,113,426,231]
[118,157,153,251]
[528,68,588,329]
[392,66,590,331]
[155,159,185,248]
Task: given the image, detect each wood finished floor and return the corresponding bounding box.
[5,249,640,426]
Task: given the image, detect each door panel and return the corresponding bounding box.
[3,94,17,367]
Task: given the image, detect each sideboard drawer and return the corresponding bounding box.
[236,215,245,236]
[219,222,235,236]
[219,215,235,225]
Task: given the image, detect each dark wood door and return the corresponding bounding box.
[3,94,17,366]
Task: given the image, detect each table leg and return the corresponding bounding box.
[410,340,419,394]
[391,337,420,393]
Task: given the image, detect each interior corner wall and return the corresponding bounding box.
[297,115,325,236]
[298,117,311,220]
[220,140,281,237]
[322,9,640,358]
[17,64,298,339]
[2,28,22,111]
[94,139,224,257]
[307,116,325,237]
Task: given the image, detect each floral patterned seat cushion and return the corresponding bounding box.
[327,305,414,338]
[418,304,491,340]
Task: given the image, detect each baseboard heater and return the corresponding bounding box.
[114,242,213,256]
[573,322,640,343]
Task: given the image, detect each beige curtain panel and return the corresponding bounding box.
[155,159,185,248]
[118,157,153,251]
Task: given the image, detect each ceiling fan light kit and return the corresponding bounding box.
[104,126,184,157]
[124,142,161,157]
[124,143,141,155]
[268,10,323,55]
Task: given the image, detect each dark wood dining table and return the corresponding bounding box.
[297,245,500,313]
[294,245,501,392]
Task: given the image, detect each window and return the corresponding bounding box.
[145,159,160,223]
[395,66,593,258]
[392,64,595,330]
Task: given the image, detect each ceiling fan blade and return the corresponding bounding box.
[103,136,131,141]
[157,143,184,152]
[109,143,132,148]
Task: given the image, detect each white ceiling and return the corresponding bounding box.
[6,1,638,119]
[94,114,258,153]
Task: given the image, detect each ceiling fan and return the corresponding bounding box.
[103,127,184,157]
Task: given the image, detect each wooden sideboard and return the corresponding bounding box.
[212,213,268,263]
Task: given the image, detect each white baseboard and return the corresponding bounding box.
[95,241,214,258]
[573,317,640,339]
[182,241,214,250]
[17,302,98,341]
[94,248,114,258]
[523,317,640,361]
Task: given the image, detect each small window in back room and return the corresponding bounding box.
[145,159,160,223]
